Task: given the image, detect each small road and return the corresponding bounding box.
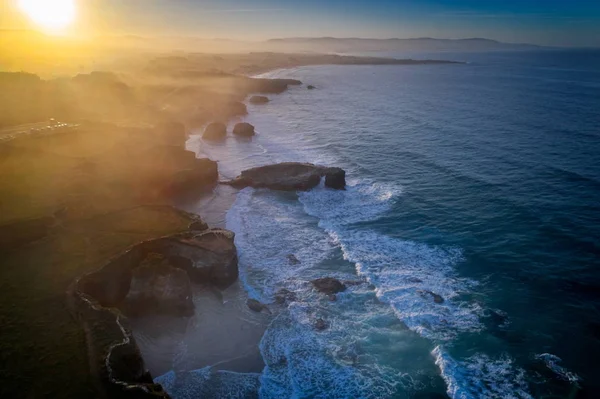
[0,121,78,143]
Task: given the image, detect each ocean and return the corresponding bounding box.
[162,50,600,398]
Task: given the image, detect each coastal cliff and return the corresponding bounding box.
[70,228,238,398]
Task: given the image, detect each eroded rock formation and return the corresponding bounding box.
[224,162,346,191]
[123,254,194,317]
[203,122,227,141]
[71,227,238,398]
[232,122,255,137]
[311,277,347,295]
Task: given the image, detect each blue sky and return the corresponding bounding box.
[2,0,600,46]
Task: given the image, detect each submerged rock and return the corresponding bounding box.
[232,122,255,137]
[249,95,269,104]
[274,288,297,305]
[307,85,316,90]
[312,277,347,295]
[419,290,444,304]
[123,253,194,317]
[203,122,227,141]
[224,162,346,191]
[247,298,269,313]
[287,254,300,265]
[315,318,328,331]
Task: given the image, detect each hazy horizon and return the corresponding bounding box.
[1,0,600,47]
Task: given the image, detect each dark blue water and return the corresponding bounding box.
[163,50,600,398]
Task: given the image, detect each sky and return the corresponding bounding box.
[2,0,600,46]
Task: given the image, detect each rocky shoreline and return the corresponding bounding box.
[64,75,352,398]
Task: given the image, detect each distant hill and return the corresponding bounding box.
[263,37,544,53]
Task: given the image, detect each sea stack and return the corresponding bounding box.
[233,122,256,137]
[203,122,227,141]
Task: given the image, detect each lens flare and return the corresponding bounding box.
[18,0,76,31]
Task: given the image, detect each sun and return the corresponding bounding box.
[18,0,76,32]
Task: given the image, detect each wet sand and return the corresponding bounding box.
[131,184,271,378]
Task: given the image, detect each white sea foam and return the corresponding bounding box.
[298,183,484,341]
[535,353,581,384]
[432,346,533,399]
[155,368,261,399]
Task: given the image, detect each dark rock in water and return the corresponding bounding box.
[419,290,444,304]
[189,220,209,231]
[328,294,337,302]
[0,216,54,252]
[233,122,255,137]
[274,288,297,305]
[312,277,347,295]
[249,95,269,104]
[123,253,194,317]
[203,122,227,141]
[429,291,444,304]
[224,162,346,191]
[324,168,346,190]
[407,277,423,283]
[484,309,508,327]
[247,298,268,313]
[307,85,316,90]
[287,254,300,265]
[315,318,328,331]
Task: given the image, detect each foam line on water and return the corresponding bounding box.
[432,346,533,399]
[155,368,261,399]
[298,183,484,341]
[535,353,581,384]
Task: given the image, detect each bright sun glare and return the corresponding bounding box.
[18,0,76,32]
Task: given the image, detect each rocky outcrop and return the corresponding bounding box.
[203,122,227,141]
[418,290,444,304]
[249,95,269,104]
[224,162,346,191]
[287,254,300,265]
[161,159,218,198]
[71,228,239,398]
[315,318,328,331]
[312,277,347,295]
[247,298,269,313]
[123,254,194,317]
[274,288,297,305]
[247,78,302,94]
[78,229,238,307]
[232,122,255,137]
[188,220,209,231]
[166,229,239,288]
